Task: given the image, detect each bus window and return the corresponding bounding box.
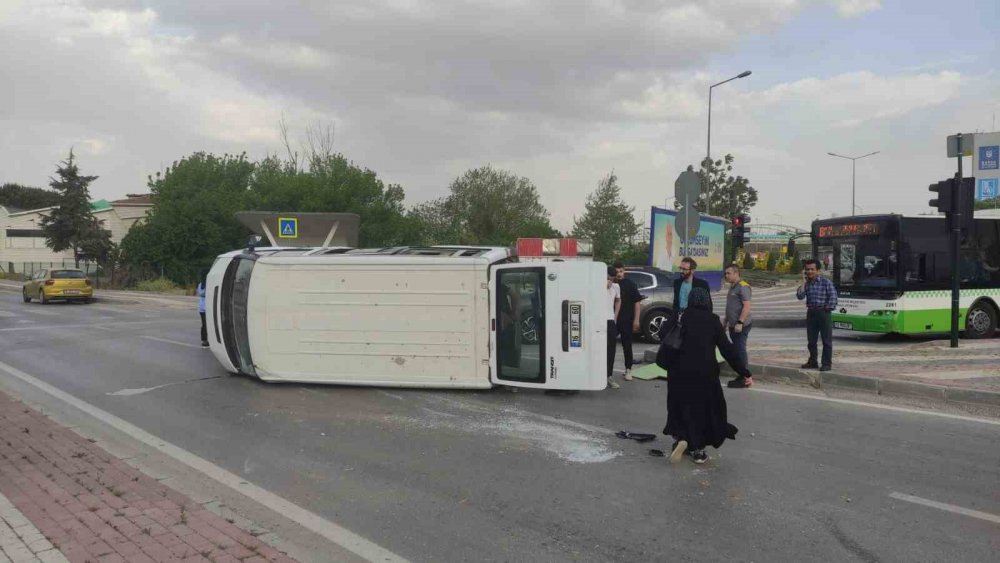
[496,269,545,384]
[837,243,856,286]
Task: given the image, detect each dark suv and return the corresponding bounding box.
[623,266,677,342]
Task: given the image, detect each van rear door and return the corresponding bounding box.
[489,261,607,390]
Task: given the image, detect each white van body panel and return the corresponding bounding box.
[249,256,493,388]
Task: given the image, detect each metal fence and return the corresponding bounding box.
[0,261,203,292]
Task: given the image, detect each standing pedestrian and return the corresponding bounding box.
[606,266,621,390]
[723,264,753,388]
[672,257,713,313]
[657,288,749,465]
[197,273,208,347]
[614,262,645,381]
[796,259,838,371]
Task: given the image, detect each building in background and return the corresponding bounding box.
[0,194,153,275]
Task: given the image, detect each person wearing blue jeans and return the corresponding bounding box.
[723,265,753,388]
[796,259,838,370]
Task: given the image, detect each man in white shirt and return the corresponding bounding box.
[607,266,621,389]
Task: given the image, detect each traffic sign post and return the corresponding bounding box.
[673,170,703,256]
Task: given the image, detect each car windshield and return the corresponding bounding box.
[51,270,86,279]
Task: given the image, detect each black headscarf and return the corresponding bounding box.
[688,287,711,311]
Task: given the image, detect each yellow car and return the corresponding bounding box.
[22,268,94,304]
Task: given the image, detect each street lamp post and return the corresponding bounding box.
[707,70,751,216]
[827,151,880,216]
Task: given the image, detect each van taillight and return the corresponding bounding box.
[44,280,55,286]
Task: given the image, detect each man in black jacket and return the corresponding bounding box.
[614,262,645,381]
[672,257,713,313]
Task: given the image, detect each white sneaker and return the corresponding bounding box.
[623,369,633,381]
[607,378,621,390]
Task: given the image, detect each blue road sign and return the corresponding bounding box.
[278,217,298,239]
[980,146,999,170]
[977,178,999,201]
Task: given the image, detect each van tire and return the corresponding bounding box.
[964,301,997,339]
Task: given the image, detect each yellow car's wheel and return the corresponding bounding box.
[22,289,31,303]
[38,290,48,304]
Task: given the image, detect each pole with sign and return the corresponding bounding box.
[673,170,702,257]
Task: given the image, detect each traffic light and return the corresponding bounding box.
[929,179,953,213]
[731,214,751,248]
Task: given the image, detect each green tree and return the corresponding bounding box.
[0,183,61,210]
[975,197,999,210]
[676,154,758,219]
[416,165,559,246]
[571,172,642,263]
[120,152,255,283]
[766,250,778,272]
[247,154,421,247]
[39,151,113,267]
[617,241,650,265]
[742,250,755,270]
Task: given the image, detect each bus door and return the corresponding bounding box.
[489,262,607,391]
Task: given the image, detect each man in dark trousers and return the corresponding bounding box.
[672,257,713,314]
[614,262,645,381]
[796,259,838,371]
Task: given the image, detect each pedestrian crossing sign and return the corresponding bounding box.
[278,217,298,239]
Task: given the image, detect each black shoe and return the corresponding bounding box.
[727,375,753,389]
[201,341,210,347]
[690,449,708,464]
[819,365,832,372]
[801,361,819,369]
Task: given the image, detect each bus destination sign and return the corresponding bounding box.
[817,222,881,238]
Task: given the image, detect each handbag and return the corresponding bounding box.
[655,312,683,370]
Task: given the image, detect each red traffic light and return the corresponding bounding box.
[732,216,742,227]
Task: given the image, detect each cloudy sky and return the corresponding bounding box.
[2,0,998,231]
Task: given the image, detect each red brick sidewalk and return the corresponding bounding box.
[0,390,297,563]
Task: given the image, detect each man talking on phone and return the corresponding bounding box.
[796,259,838,371]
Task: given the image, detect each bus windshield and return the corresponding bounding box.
[815,219,899,290]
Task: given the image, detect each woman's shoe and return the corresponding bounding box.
[690,449,708,464]
[669,440,688,464]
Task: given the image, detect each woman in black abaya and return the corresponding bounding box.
[660,287,751,464]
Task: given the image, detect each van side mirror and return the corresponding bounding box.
[247,235,263,251]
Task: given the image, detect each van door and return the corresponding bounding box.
[489,261,607,390]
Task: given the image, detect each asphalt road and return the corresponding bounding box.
[0,292,997,562]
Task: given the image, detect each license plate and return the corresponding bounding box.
[63,290,80,295]
[569,303,582,348]
[833,322,852,330]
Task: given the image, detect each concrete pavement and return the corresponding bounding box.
[0,294,998,561]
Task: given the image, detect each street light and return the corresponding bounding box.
[707,70,751,215]
[827,151,880,216]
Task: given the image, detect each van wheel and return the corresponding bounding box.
[22,289,31,303]
[964,301,997,339]
[642,309,671,343]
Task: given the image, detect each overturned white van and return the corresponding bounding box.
[205,243,609,390]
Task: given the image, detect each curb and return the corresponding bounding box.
[641,349,1000,408]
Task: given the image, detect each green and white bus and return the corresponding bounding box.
[812,214,1000,338]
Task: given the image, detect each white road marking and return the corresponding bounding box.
[0,358,407,563]
[107,384,176,396]
[889,492,1000,525]
[749,387,1000,426]
[140,335,204,349]
[0,319,178,332]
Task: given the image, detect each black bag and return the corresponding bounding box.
[655,313,683,370]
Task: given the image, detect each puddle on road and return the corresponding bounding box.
[388,396,620,464]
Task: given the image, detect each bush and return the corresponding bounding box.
[766,251,778,272]
[134,278,182,293]
[742,251,755,270]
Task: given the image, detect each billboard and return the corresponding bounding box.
[647,206,726,291]
[973,132,1000,202]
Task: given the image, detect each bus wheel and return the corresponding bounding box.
[965,301,997,339]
